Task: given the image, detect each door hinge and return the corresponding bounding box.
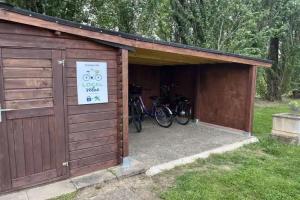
[62,161,69,167]
[58,60,65,66]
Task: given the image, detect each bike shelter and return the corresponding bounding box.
[0,2,271,194]
[128,62,256,132]
[127,57,259,169]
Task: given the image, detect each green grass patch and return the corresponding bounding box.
[48,192,77,200]
[161,100,300,200]
[253,104,290,137]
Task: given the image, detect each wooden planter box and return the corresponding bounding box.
[272,113,300,144]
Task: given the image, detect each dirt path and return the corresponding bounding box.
[74,169,185,200]
[74,175,160,200]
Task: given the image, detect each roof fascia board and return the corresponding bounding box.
[90,39,135,52]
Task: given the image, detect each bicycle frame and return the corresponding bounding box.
[137,95,161,119]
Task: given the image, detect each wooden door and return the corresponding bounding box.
[65,48,120,176]
[0,48,68,192]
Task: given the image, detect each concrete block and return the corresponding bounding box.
[272,113,300,144]
[71,169,116,190]
[271,130,299,144]
[109,157,145,178]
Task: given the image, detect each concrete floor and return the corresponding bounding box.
[129,119,251,168]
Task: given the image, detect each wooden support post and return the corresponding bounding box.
[121,50,129,157]
[245,65,257,133]
[117,49,129,158]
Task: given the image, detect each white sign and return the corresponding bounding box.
[76,62,108,105]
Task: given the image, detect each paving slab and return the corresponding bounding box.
[0,158,145,200]
[0,191,28,200]
[146,136,258,176]
[26,180,76,200]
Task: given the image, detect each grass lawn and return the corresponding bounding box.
[161,100,300,200]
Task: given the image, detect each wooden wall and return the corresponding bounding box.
[160,66,196,107]
[129,65,196,110]
[0,20,122,192]
[129,65,161,109]
[195,64,255,131]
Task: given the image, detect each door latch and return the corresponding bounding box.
[58,60,65,66]
[62,162,69,167]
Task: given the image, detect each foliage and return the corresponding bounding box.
[7,0,90,22]
[263,0,300,101]
[256,68,268,98]
[6,0,300,99]
[289,100,300,113]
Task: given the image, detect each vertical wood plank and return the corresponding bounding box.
[40,116,51,170]
[244,66,257,133]
[62,51,70,177]
[121,49,128,157]
[52,50,67,177]
[7,120,16,179]
[14,119,26,178]
[23,118,34,175]
[32,117,43,173]
[0,48,12,192]
[48,116,56,169]
[194,67,201,120]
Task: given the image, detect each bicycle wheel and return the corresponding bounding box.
[175,102,192,125]
[154,106,173,128]
[131,103,142,132]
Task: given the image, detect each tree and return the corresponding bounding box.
[262,0,300,101]
[7,0,90,22]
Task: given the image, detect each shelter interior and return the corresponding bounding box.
[128,51,254,132]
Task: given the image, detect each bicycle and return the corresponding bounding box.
[82,69,102,81]
[129,94,142,132]
[160,85,192,125]
[129,85,173,129]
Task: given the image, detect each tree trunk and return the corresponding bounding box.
[265,37,282,101]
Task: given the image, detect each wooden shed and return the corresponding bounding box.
[0,2,271,193]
